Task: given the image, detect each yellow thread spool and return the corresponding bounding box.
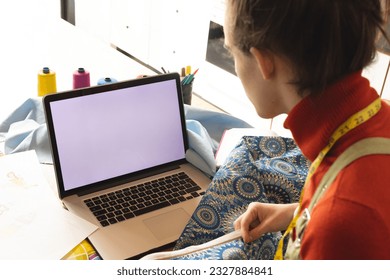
[37,67,57,96]
[185,65,192,76]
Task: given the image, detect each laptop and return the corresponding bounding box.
[43,73,211,259]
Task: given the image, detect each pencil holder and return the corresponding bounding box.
[181,80,193,105]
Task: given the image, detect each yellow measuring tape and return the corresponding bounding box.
[274,97,382,260]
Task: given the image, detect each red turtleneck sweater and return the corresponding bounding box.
[284,72,390,259]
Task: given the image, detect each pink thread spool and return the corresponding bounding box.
[73,68,91,89]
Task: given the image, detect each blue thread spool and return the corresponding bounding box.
[97,77,118,85]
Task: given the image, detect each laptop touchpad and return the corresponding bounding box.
[143,208,190,240]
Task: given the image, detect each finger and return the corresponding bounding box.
[247,224,266,242]
[239,212,258,242]
[233,216,242,230]
[249,219,260,229]
[233,213,252,242]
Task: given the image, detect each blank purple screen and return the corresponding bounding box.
[49,79,185,191]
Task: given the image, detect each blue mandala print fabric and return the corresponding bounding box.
[172,136,310,260]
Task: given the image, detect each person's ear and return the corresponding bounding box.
[250,47,275,80]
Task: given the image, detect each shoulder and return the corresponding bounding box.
[325,153,390,225]
[333,154,390,194]
[336,154,390,200]
[301,197,390,259]
[300,153,390,259]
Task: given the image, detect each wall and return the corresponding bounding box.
[73,0,390,136]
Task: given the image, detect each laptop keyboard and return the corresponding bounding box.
[84,172,205,227]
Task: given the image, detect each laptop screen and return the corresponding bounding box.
[45,74,187,193]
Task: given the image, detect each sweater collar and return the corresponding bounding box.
[284,71,379,162]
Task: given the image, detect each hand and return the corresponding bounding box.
[234,202,298,242]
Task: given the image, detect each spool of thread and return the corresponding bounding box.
[73,67,91,89]
[37,67,57,96]
[97,77,118,85]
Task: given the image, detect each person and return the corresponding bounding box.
[225,0,390,259]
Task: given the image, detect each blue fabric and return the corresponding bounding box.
[0,98,52,163]
[184,105,253,145]
[0,98,252,177]
[184,105,252,176]
[172,136,310,260]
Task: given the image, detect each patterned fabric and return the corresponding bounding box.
[172,136,310,260]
